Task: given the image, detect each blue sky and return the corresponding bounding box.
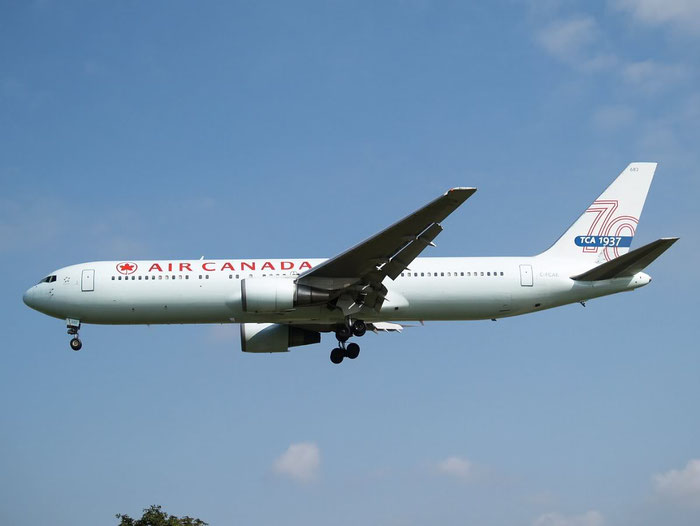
[1,1,699,525]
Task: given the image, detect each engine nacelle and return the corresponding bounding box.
[241,278,332,313]
[240,323,321,353]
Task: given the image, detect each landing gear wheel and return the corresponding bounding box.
[330,347,344,364]
[351,320,366,337]
[345,342,360,359]
[336,325,352,343]
[70,338,82,351]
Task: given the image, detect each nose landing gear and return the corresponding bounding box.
[67,319,82,351]
[329,320,364,364]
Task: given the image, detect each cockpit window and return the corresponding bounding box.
[38,275,57,284]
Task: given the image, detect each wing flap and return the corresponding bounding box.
[571,237,678,281]
[380,223,442,281]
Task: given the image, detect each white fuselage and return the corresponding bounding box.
[22,256,651,326]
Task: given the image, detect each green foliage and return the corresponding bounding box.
[116,505,208,526]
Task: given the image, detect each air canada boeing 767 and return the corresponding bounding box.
[24,163,677,364]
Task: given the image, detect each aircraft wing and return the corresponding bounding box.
[297,187,476,312]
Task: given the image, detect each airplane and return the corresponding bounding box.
[23,162,677,364]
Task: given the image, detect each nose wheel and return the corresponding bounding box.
[66,318,82,351]
[329,321,364,364]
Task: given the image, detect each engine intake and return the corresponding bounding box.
[240,323,321,353]
[241,278,332,313]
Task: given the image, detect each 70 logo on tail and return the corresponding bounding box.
[577,199,638,260]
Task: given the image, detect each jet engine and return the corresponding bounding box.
[241,278,332,313]
[240,323,321,353]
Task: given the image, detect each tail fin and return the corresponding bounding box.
[540,162,657,264]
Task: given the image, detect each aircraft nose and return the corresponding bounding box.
[23,287,37,309]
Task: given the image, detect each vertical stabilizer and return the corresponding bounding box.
[540,162,657,263]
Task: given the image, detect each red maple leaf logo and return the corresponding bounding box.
[117,262,137,275]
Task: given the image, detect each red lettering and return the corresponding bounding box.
[149,263,163,272]
[281,261,293,270]
[261,261,275,270]
[179,263,192,272]
[202,262,215,271]
[221,262,235,271]
[241,261,255,271]
[299,261,312,270]
[167,263,173,271]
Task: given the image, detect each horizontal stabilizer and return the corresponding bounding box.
[571,237,678,281]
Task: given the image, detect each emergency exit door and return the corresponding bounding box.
[81,269,95,292]
[519,264,533,287]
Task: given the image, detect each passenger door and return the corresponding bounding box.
[81,269,95,292]
[519,264,533,287]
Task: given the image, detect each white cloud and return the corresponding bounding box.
[653,458,700,506]
[533,510,605,526]
[592,105,636,131]
[536,16,616,72]
[621,60,689,92]
[435,456,472,479]
[612,0,700,33]
[272,442,320,483]
[537,16,598,63]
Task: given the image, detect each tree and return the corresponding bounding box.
[116,505,208,526]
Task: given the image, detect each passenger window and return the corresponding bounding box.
[441,272,444,277]
[236,274,239,279]
[229,274,232,279]
[480,272,484,276]
[199,275,202,279]
[421,273,424,277]
[185,275,189,280]
[500,272,504,276]
[427,272,431,277]
[112,276,115,280]
[461,272,465,276]
[205,275,209,279]
[118,276,122,280]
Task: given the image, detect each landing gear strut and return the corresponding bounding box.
[329,320,364,364]
[67,319,82,351]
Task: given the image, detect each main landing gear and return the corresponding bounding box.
[67,319,82,351]
[330,320,365,364]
